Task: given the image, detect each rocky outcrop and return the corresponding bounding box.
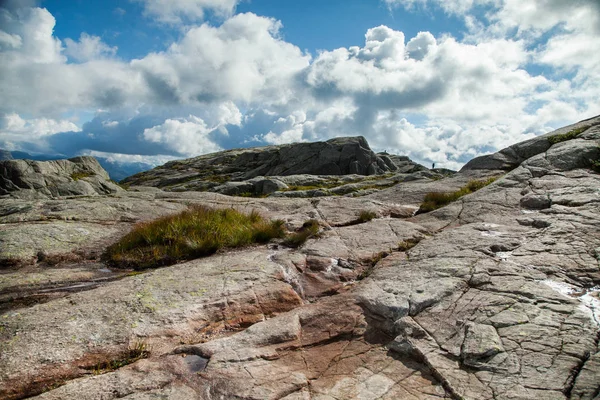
[0,116,599,400]
[461,117,599,171]
[0,156,123,199]
[122,136,423,191]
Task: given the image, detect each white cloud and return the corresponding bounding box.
[64,33,117,62]
[0,113,81,150]
[132,13,310,106]
[0,7,64,64]
[0,30,21,49]
[0,2,598,170]
[134,0,239,24]
[84,150,178,166]
[142,116,222,156]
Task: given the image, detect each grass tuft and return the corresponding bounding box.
[548,126,589,145]
[282,219,320,248]
[418,177,499,213]
[397,237,422,252]
[357,251,388,280]
[357,210,377,223]
[70,171,95,181]
[105,205,285,269]
[92,340,150,375]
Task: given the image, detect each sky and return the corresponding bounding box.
[0,0,599,170]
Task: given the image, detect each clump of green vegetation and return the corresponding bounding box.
[70,171,95,181]
[357,210,377,223]
[282,219,320,248]
[357,251,389,280]
[204,174,230,184]
[418,177,499,213]
[92,340,150,375]
[105,206,285,269]
[548,126,589,145]
[237,192,268,198]
[592,159,600,173]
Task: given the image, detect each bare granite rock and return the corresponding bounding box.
[121,136,430,193]
[0,115,599,400]
[0,156,123,199]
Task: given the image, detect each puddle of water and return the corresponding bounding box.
[183,354,208,372]
[496,251,513,261]
[481,231,504,237]
[541,280,600,327]
[38,282,98,293]
[483,223,499,228]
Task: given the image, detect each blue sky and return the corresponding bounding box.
[1,0,599,170]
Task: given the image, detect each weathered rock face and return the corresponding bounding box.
[461,117,599,171]
[121,136,423,191]
[0,116,599,400]
[0,156,123,199]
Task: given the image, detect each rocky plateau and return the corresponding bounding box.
[0,116,599,400]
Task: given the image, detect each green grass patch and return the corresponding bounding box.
[548,126,589,145]
[357,210,377,223]
[204,174,230,184]
[282,219,320,248]
[591,157,600,173]
[105,206,285,269]
[70,171,95,181]
[91,340,150,375]
[418,177,499,213]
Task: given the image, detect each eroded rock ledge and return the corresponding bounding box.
[0,117,599,399]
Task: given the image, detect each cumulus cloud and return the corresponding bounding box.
[134,0,239,24]
[0,113,80,151]
[64,33,117,62]
[143,117,222,156]
[0,10,309,116]
[0,1,598,170]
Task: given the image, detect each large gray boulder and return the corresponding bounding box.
[0,156,123,199]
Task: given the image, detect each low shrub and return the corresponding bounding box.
[548,126,589,145]
[418,176,498,213]
[105,205,285,269]
[282,219,320,248]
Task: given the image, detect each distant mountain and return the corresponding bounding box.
[0,150,13,160]
[0,149,154,181]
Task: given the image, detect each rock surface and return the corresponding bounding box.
[0,116,599,400]
[121,136,427,193]
[0,156,123,199]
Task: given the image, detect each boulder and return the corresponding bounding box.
[0,156,123,199]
